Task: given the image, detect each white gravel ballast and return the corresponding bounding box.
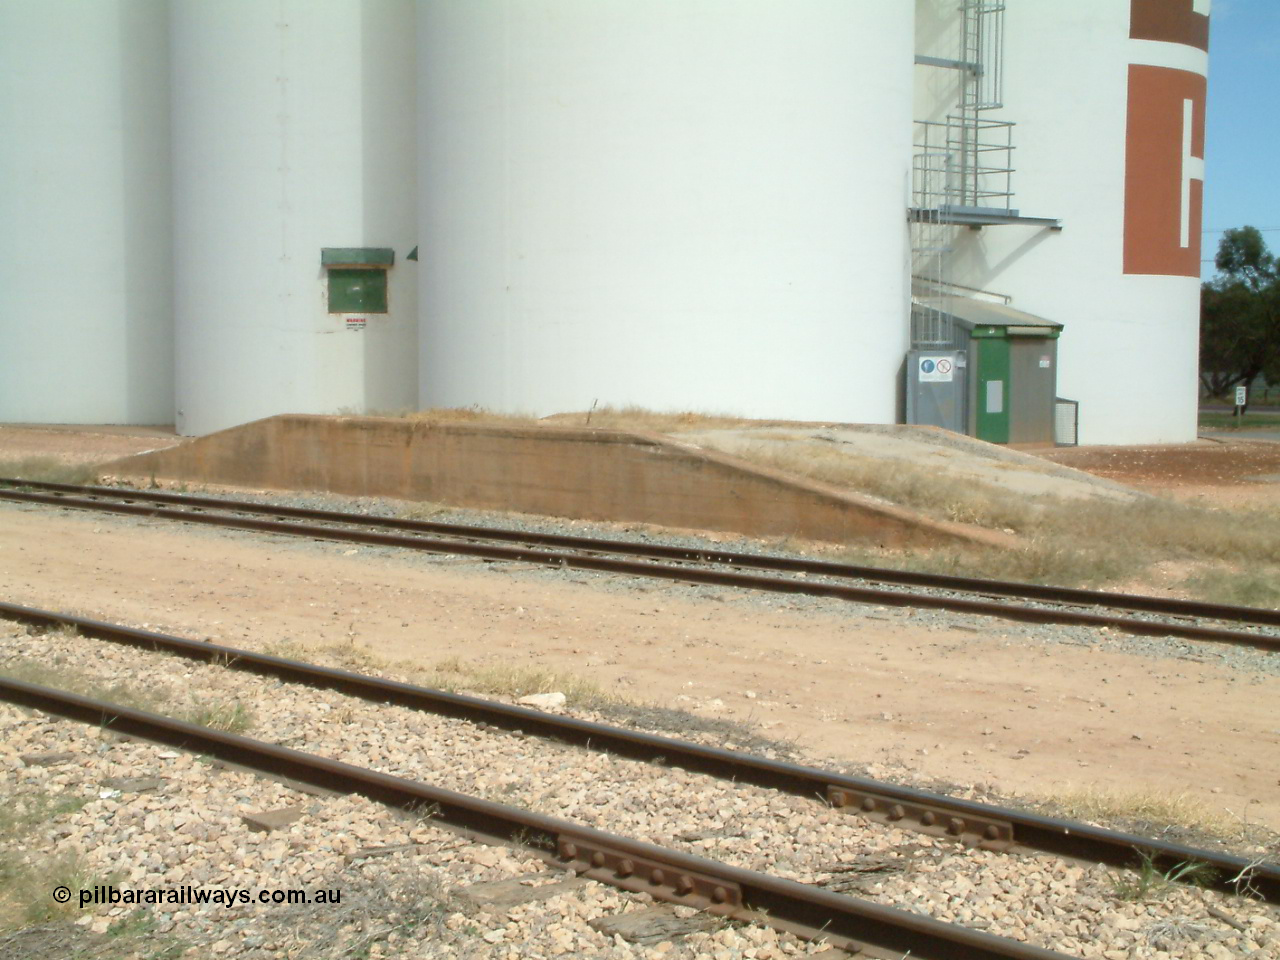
[0,627,1276,960]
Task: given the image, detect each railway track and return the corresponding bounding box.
[1,677,1072,960]
[4,601,1276,908]
[1,477,1278,651]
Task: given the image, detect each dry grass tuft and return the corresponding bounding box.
[400,407,542,425]
[261,639,614,709]
[727,438,1043,531]
[397,502,451,521]
[180,701,254,735]
[1050,786,1256,843]
[843,539,1134,589]
[374,403,761,433]
[426,657,616,708]
[0,657,253,735]
[0,661,163,715]
[0,785,94,937]
[264,867,463,959]
[1187,567,1280,608]
[546,405,765,433]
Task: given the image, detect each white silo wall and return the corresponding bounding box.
[417,1,915,421]
[0,0,172,425]
[939,0,1206,445]
[172,0,418,437]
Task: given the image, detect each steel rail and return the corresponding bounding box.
[1,484,1277,651]
[4,477,1279,629]
[5,600,1275,904]
[0,676,1070,960]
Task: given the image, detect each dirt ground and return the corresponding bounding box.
[0,424,181,464]
[1,426,1278,840]
[1045,438,1280,508]
[1,503,1277,835]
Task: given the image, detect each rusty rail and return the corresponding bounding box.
[3,477,1279,630]
[4,601,1275,904]
[0,674,1072,960]
[0,481,1277,651]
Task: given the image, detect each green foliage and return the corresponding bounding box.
[1109,851,1219,902]
[1198,411,1280,430]
[1200,226,1280,399]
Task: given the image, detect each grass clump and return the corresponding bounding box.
[1050,786,1254,843]
[1187,567,1280,608]
[0,457,98,485]
[0,656,253,734]
[427,656,615,709]
[1108,850,1219,902]
[264,638,614,709]
[264,868,462,960]
[398,502,450,521]
[0,850,97,936]
[853,539,1134,590]
[0,784,95,936]
[549,405,765,433]
[0,661,162,715]
[179,701,254,735]
[401,406,541,425]
[821,469,1280,601]
[703,434,1280,595]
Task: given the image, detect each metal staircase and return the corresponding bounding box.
[911,1,1018,347]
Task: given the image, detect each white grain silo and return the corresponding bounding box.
[922,0,1208,444]
[416,0,916,422]
[0,0,172,425]
[171,0,418,436]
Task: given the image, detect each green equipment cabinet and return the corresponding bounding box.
[908,298,1064,447]
[960,314,1062,446]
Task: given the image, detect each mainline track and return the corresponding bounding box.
[1,478,1278,650]
[4,601,1275,905]
[0,675,1070,960]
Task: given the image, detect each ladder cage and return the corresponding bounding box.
[910,0,1013,350]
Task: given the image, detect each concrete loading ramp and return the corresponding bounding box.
[103,415,1019,550]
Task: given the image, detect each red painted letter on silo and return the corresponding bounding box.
[1123,65,1205,277]
[1129,0,1210,52]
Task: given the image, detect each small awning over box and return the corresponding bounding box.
[913,296,1063,338]
[930,297,1063,337]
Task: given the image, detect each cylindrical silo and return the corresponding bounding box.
[0,0,172,425]
[171,0,418,436]
[417,1,915,421]
[941,0,1207,444]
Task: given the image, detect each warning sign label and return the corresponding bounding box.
[918,356,954,383]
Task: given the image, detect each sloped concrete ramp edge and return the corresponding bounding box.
[102,415,1012,550]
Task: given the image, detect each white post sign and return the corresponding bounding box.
[1235,385,1248,407]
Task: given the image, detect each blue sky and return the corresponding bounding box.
[1202,0,1280,279]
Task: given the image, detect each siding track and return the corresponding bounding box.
[0,478,1278,650]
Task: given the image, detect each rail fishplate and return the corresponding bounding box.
[555,833,743,912]
[827,785,1014,850]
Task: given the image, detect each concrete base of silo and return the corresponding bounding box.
[101,414,1023,550]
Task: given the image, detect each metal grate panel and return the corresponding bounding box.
[1054,397,1079,446]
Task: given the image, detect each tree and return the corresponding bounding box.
[1199,226,1280,400]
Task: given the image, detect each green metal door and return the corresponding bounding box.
[974,337,1010,444]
